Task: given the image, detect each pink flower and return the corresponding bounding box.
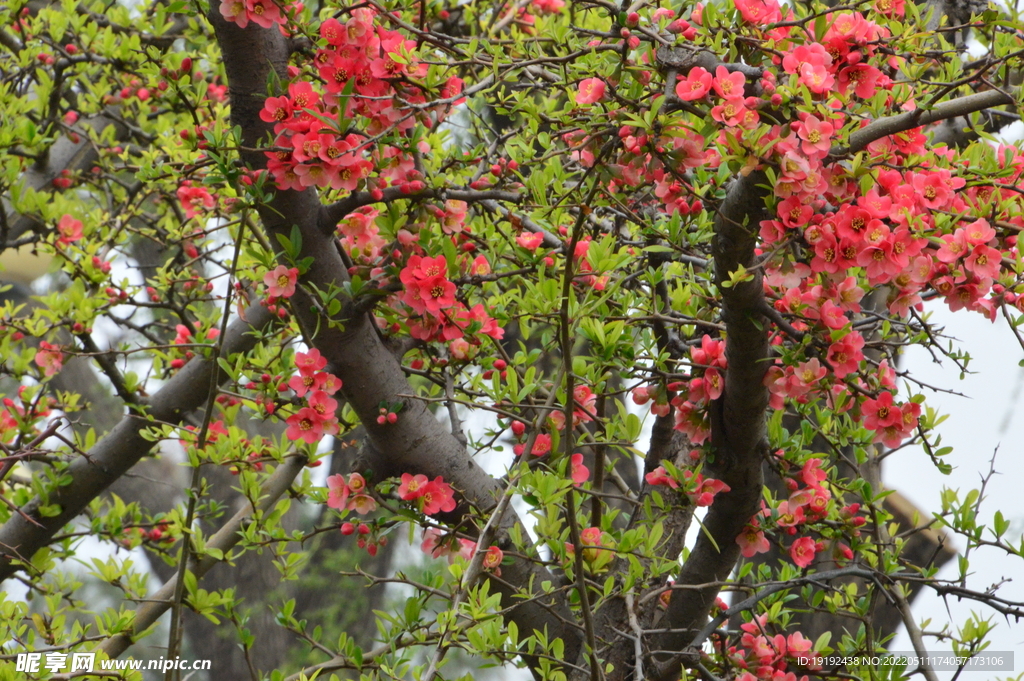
[789,536,818,568]
[794,115,834,158]
[285,407,326,443]
[704,368,724,400]
[737,523,770,557]
[421,528,450,559]
[420,477,457,515]
[801,458,827,488]
[579,527,615,569]
[516,232,545,250]
[531,433,552,456]
[326,474,350,510]
[57,215,83,245]
[964,218,996,246]
[676,67,713,101]
[965,245,1002,280]
[776,500,806,528]
[482,545,503,575]
[798,63,835,94]
[348,494,377,514]
[687,473,730,507]
[575,78,606,105]
[264,265,299,299]
[35,341,64,376]
[733,0,782,24]
[295,348,328,375]
[400,255,457,317]
[826,332,864,379]
[570,453,589,486]
[645,466,679,488]
[470,255,491,276]
[861,391,900,431]
[712,65,746,99]
[398,473,429,500]
[243,0,285,28]
[177,185,215,219]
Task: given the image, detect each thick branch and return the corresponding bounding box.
[841,89,1015,155]
[0,304,275,583]
[209,14,580,671]
[654,171,770,679]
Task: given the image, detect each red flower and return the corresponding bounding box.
[675,67,712,101]
[286,407,325,443]
[177,185,215,220]
[482,545,503,575]
[398,473,429,500]
[35,341,64,376]
[570,453,589,486]
[420,477,457,515]
[789,536,818,568]
[295,348,328,375]
[575,78,606,105]
[56,214,83,245]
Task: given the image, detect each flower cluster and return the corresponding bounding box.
[219,0,299,31]
[327,472,376,515]
[284,349,343,443]
[397,473,458,515]
[259,9,463,194]
[420,528,504,574]
[727,614,817,681]
[645,466,730,507]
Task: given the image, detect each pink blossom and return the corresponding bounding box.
[285,407,326,443]
[789,536,818,568]
[686,472,730,506]
[570,453,589,485]
[35,341,64,376]
[531,433,552,456]
[801,458,827,488]
[326,474,350,510]
[645,466,679,489]
[733,0,782,23]
[348,494,377,514]
[295,348,328,375]
[826,332,864,378]
[516,232,545,250]
[177,185,215,219]
[737,523,770,557]
[264,265,299,299]
[420,477,457,515]
[57,214,83,244]
[675,67,713,101]
[482,545,504,575]
[575,78,607,105]
[712,66,746,99]
[398,473,429,500]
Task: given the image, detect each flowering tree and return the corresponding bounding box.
[1,0,1023,678]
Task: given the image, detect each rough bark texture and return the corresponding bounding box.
[209,14,581,670]
[653,171,771,678]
